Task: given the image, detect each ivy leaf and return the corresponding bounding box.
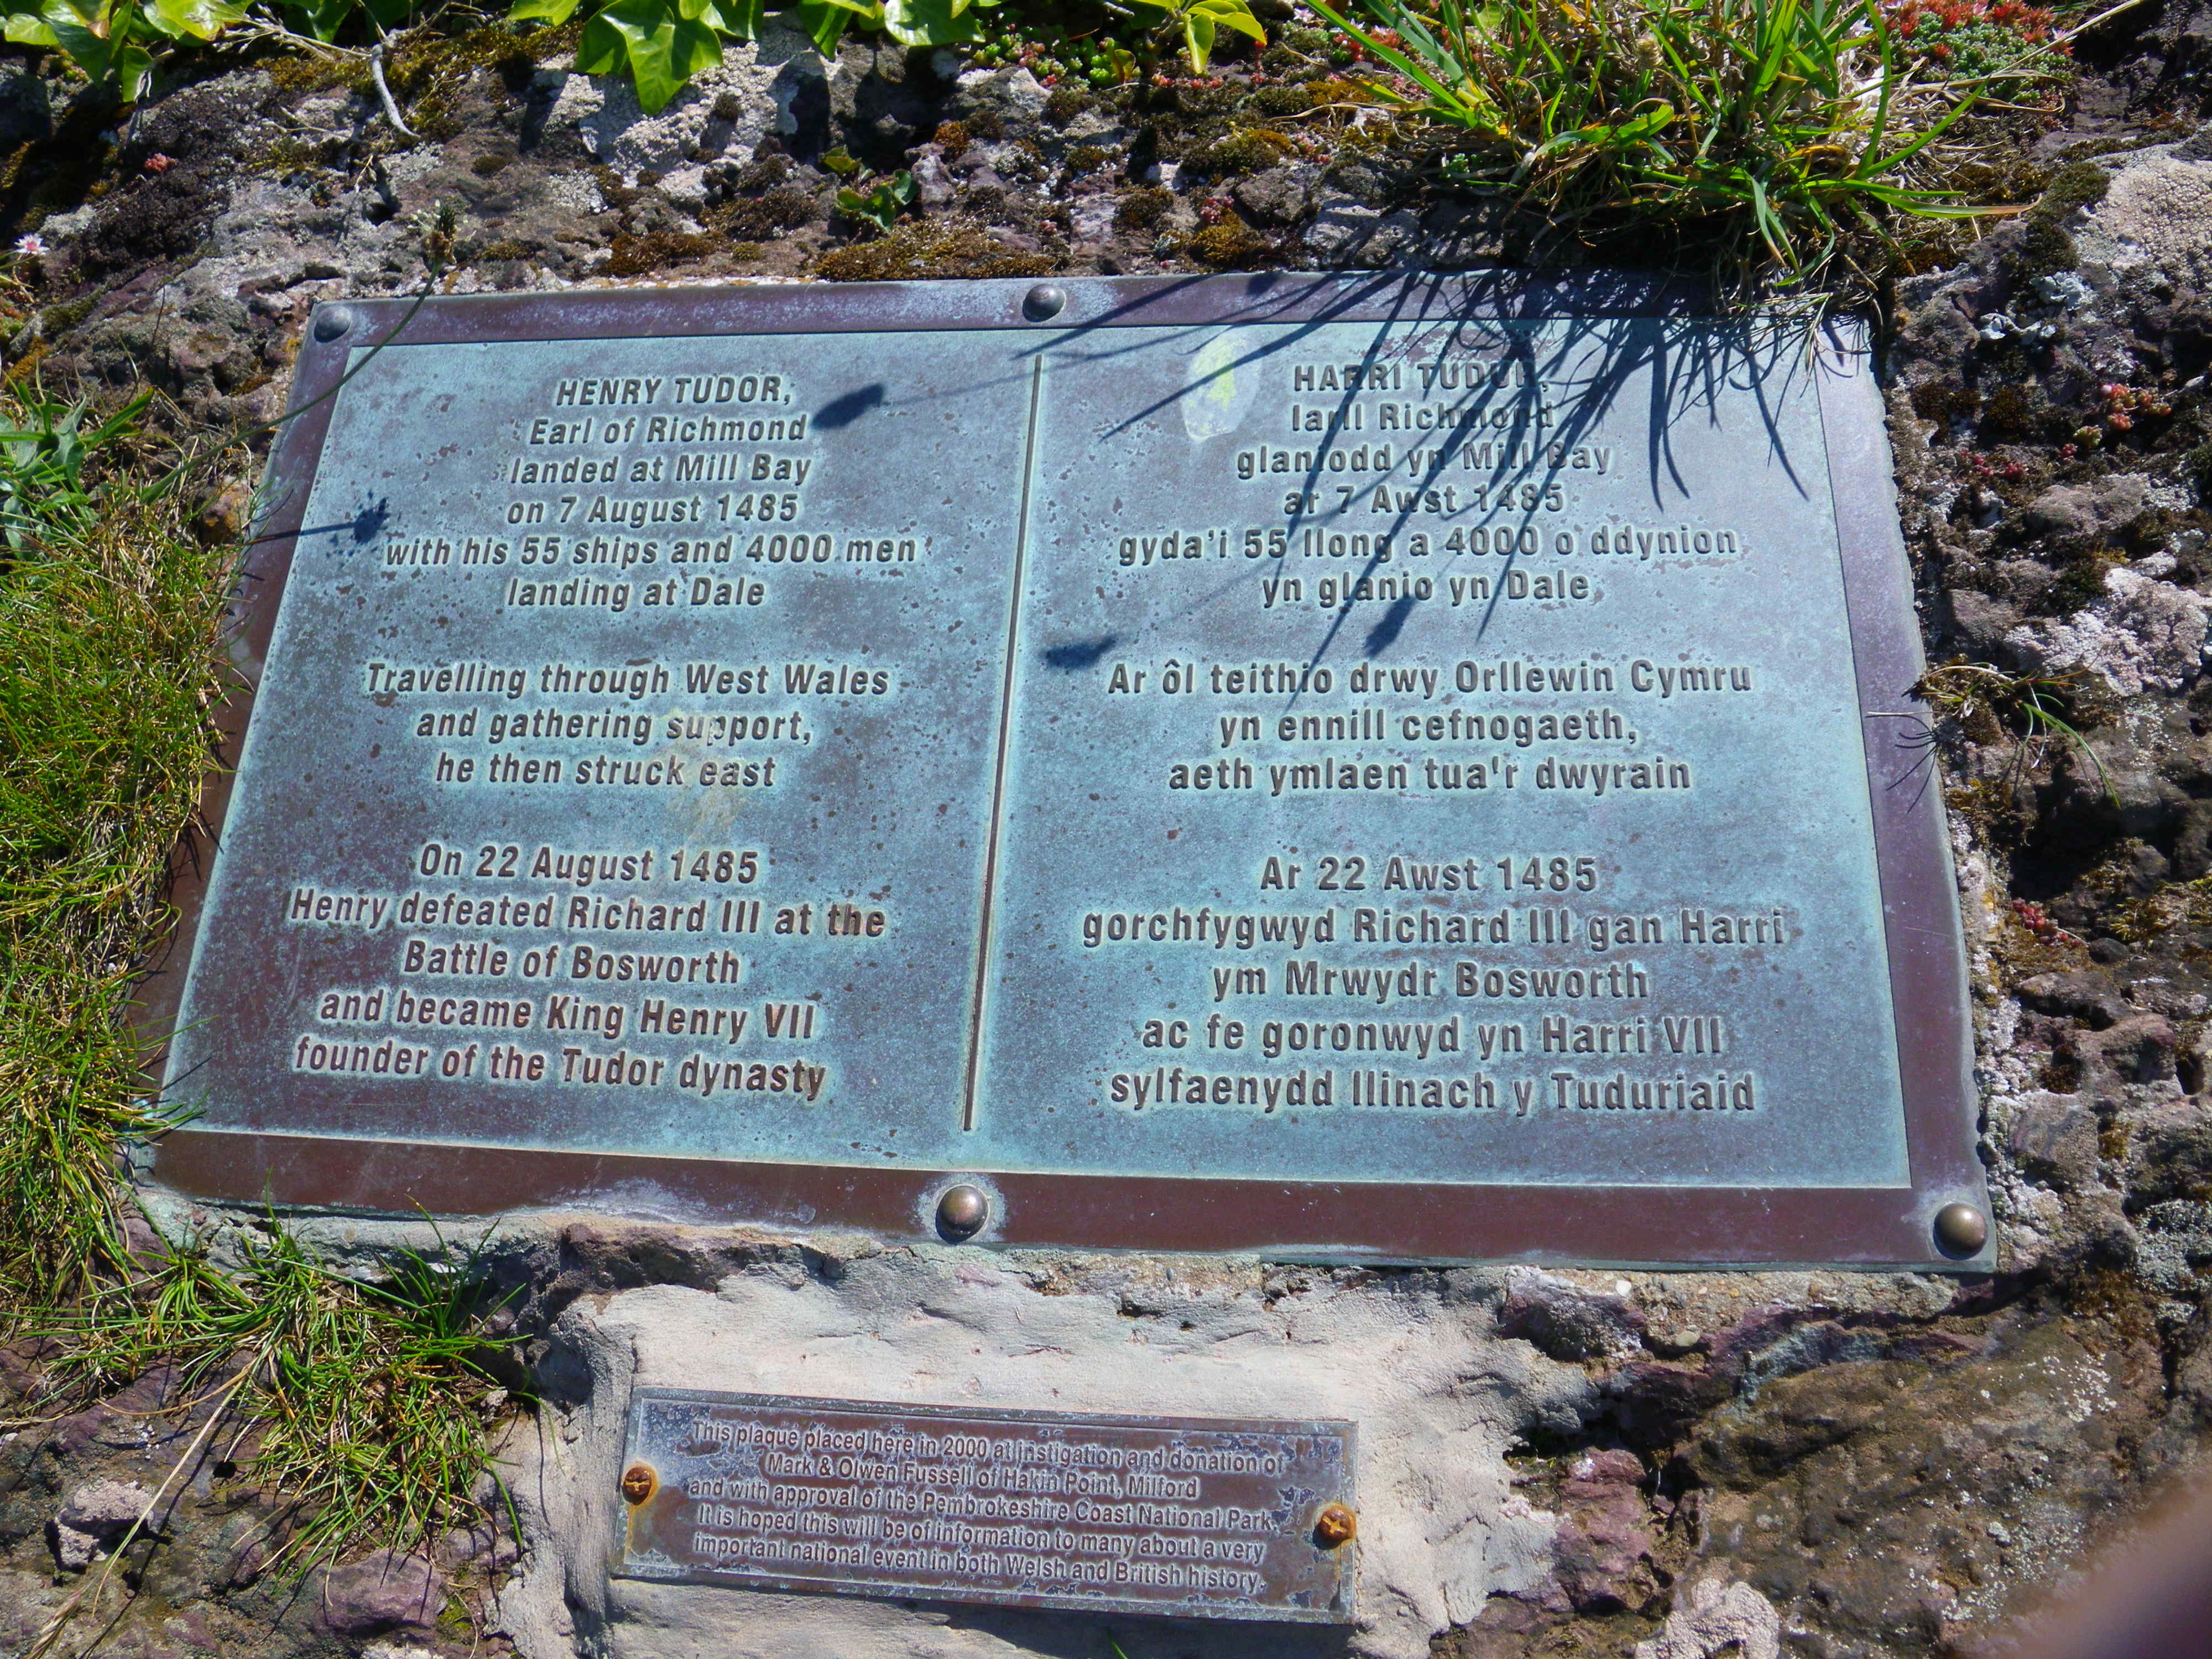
[1190,0,1263,39]
[507,0,582,26]
[41,2,156,97]
[143,0,246,40]
[880,0,984,46]
[795,0,876,52]
[577,0,722,112]
[1181,9,1212,71]
[1,11,58,44]
[700,0,761,32]
[276,0,353,39]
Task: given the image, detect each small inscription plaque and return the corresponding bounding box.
[615,1389,1356,1622]
[148,274,1989,1266]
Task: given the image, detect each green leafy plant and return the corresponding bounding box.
[44,1223,520,1566]
[0,385,154,552]
[1302,0,2042,290]
[0,0,249,100]
[261,0,410,43]
[1882,0,2066,80]
[509,0,998,109]
[508,0,754,113]
[1909,660,2117,804]
[965,9,1140,82]
[836,168,916,232]
[1110,0,1264,72]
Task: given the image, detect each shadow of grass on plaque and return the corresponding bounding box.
[0,385,524,1625]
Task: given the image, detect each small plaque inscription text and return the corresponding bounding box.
[615,1389,1357,1623]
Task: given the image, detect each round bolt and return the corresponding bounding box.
[312,305,357,343]
[1313,1504,1358,1547]
[1023,283,1067,321]
[936,1183,989,1241]
[1933,1202,1989,1257]
[621,1463,656,1505]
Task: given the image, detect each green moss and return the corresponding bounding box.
[476,236,539,261]
[382,19,582,140]
[1062,144,1110,176]
[470,151,514,177]
[605,229,716,276]
[1115,185,1174,231]
[2002,216,2077,286]
[593,165,641,210]
[1180,128,1293,181]
[2034,161,2109,221]
[1250,83,1312,116]
[815,219,1054,281]
[39,295,93,337]
[2047,548,2123,615]
[1186,216,1272,268]
[729,154,792,192]
[2185,441,2212,505]
[1042,85,1093,126]
[263,50,358,98]
[933,120,971,160]
[1912,380,1977,422]
[1976,383,2037,439]
[713,185,818,239]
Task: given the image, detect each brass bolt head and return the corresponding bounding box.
[936,1183,989,1241]
[1933,1202,1989,1257]
[312,305,356,342]
[1313,1503,1357,1547]
[1023,283,1067,321]
[621,1463,656,1505]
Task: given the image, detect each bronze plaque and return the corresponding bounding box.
[145,273,1991,1269]
[615,1389,1357,1623]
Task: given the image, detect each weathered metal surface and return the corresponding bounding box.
[614,1389,1357,1623]
[145,273,1989,1269]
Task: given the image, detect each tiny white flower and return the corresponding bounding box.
[13,234,44,258]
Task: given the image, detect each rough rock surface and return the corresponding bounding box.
[0,0,2208,1654]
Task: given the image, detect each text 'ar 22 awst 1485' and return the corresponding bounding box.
[148,274,1987,1269]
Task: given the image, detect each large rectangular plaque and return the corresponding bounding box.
[147,273,1990,1268]
[614,1390,1355,1622]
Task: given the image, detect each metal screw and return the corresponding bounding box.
[936,1183,989,1241]
[1313,1504,1357,1547]
[1933,1202,1989,1257]
[312,305,356,343]
[1022,283,1067,321]
[621,1463,656,1505]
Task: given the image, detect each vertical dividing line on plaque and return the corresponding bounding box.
[959,354,1046,1133]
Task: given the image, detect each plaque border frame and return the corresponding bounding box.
[139,272,1992,1271]
[612,1387,1357,1623]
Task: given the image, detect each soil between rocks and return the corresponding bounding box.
[2,6,2212,1656]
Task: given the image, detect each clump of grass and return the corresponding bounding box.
[0,388,228,1306]
[1911,659,2116,803]
[51,1223,517,1570]
[1305,0,2065,293]
[0,383,523,1623]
